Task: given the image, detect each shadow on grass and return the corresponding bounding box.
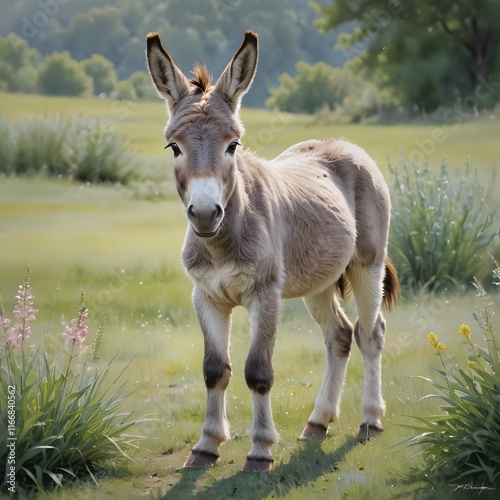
[161,436,358,499]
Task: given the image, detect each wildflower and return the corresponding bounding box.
[427,332,438,346]
[64,306,89,348]
[458,323,471,341]
[435,342,446,352]
[0,316,11,331]
[1,277,38,348]
[427,332,446,353]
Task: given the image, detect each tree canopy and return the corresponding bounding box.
[0,0,345,107]
[314,0,500,112]
[37,51,93,96]
[266,61,382,122]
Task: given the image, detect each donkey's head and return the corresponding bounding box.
[146,31,258,238]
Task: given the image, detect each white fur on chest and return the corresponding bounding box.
[188,262,257,306]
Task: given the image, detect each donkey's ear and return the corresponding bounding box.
[146,32,190,115]
[215,30,258,112]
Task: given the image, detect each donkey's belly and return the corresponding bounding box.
[279,184,357,299]
[281,239,353,299]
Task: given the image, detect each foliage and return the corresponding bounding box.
[128,71,159,101]
[403,264,500,486]
[0,35,40,94]
[0,0,346,107]
[0,118,14,175]
[0,114,135,184]
[38,51,93,97]
[0,271,147,494]
[267,60,385,121]
[315,0,500,113]
[82,53,118,96]
[388,155,497,296]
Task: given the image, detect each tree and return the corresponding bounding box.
[37,51,93,96]
[315,0,500,112]
[128,71,158,100]
[65,6,130,68]
[0,35,40,92]
[82,54,117,95]
[267,61,351,113]
[267,61,382,122]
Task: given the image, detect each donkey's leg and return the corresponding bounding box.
[184,287,232,468]
[243,288,280,473]
[300,286,353,438]
[347,262,386,443]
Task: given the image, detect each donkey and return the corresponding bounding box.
[146,30,399,473]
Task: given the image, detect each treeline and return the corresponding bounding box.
[1,0,498,121]
[0,0,345,107]
[0,36,155,99]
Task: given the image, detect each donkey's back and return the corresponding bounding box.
[262,137,392,299]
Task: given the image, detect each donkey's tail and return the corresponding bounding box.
[335,257,400,311]
[382,258,399,311]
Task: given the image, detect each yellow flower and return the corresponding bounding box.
[435,342,446,352]
[427,332,438,345]
[427,332,446,353]
[458,323,472,341]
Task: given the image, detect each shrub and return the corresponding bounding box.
[0,118,14,175]
[266,61,384,122]
[38,52,93,97]
[128,71,159,101]
[68,116,135,184]
[0,271,147,494]
[82,54,118,96]
[12,114,68,176]
[403,261,500,487]
[1,114,135,184]
[388,155,498,296]
[0,35,41,94]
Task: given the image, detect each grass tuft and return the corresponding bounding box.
[401,260,500,487]
[0,271,149,494]
[0,114,135,184]
[388,154,498,296]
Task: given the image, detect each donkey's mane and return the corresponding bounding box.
[190,64,212,93]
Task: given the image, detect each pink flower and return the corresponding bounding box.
[0,316,11,330]
[6,334,23,349]
[2,278,38,349]
[64,307,89,348]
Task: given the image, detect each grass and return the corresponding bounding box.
[1,91,500,497]
[2,177,499,499]
[1,92,500,173]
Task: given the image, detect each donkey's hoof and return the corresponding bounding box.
[183,449,219,468]
[355,422,383,444]
[299,421,328,439]
[242,456,274,473]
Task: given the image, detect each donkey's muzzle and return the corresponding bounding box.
[187,203,224,237]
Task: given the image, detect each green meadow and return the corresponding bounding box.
[2,92,500,170]
[1,92,499,498]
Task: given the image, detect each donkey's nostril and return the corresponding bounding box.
[187,204,196,220]
[213,204,223,220]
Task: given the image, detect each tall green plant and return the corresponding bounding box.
[1,114,135,184]
[0,271,147,494]
[0,118,14,175]
[402,261,500,487]
[388,155,497,296]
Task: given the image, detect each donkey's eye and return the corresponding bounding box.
[165,142,182,158]
[225,140,241,155]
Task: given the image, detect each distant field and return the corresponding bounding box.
[1,92,500,176]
